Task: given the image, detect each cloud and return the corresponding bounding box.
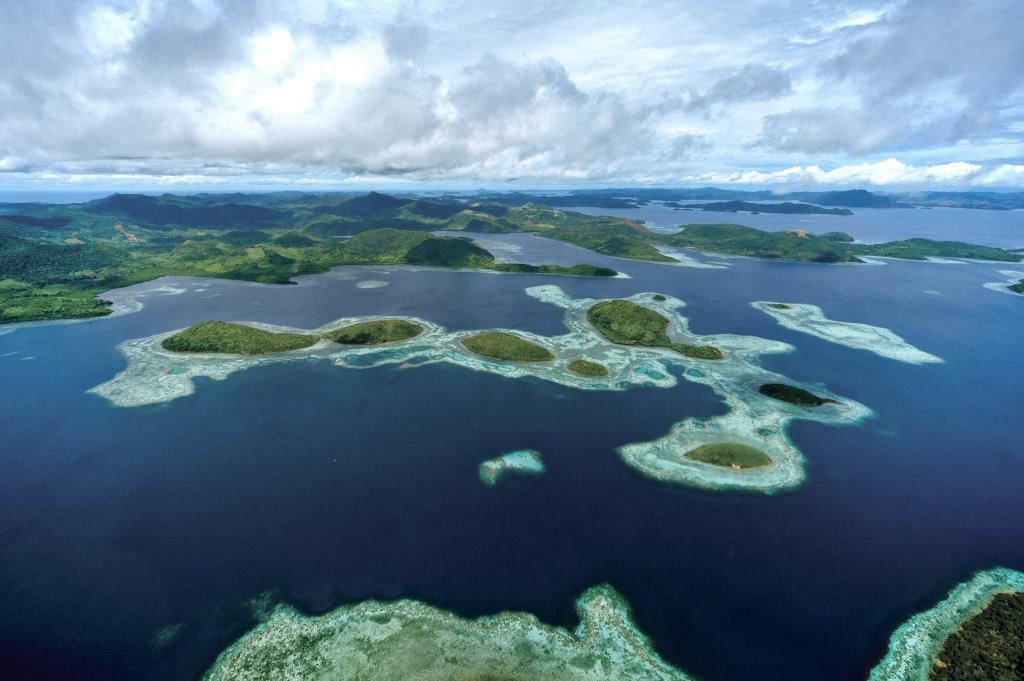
[685,64,791,112]
[0,0,1021,188]
[678,158,1024,187]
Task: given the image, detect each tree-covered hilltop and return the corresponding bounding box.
[931,591,1024,681]
[161,321,318,355]
[461,332,554,362]
[586,299,723,360]
[323,320,424,345]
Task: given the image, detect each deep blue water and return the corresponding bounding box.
[0,236,1022,681]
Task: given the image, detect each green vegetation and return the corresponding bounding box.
[1010,280,1024,294]
[682,200,853,216]
[461,332,554,362]
[759,383,837,407]
[767,303,791,309]
[567,359,609,377]
[652,294,666,301]
[684,443,772,469]
[324,319,423,345]
[821,231,855,242]
[541,221,675,262]
[492,263,617,276]
[654,224,1023,264]
[659,224,862,263]
[932,592,1024,681]
[161,321,318,355]
[586,299,723,360]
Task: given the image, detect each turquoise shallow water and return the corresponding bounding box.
[0,233,1022,680]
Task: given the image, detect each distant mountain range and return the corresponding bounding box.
[449,187,1024,210]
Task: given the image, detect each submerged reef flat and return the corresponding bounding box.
[752,301,943,364]
[478,449,545,486]
[204,585,694,681]
[91,286,871,493]
[869,568,1024,681]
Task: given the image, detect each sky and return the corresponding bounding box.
[1,0,1023,191]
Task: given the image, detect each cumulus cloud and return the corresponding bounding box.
[0,0,1021,188]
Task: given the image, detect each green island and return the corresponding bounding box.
[654,224,1022,264]
[652,294,667,301]
[161,321,318,355]
[461,331,554,362]
[758,383,838,407]
[203,585,694,681]
[932,591,1024,680]
[684,443,772,469]
[568,359,609,376]
[323,319,423,345]
[586,299,724,360]
[6,190,1021,325]
[680,200,854,216]
[767,303,791,309]
[1009,279,1024,294]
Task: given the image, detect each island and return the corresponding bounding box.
[1010,279,1024,294]
[758,383,837,407]
[684,443,772,469]
[203,585,695,681]
[92,285,874,494]
[568,359,609,376]
[478,450,545,486]
[869,568,1024,681]
[461,331,554,362]
[587,299,723,360]
[161,321,318,355]
[5,190,1023,325]
[324,319,423,345]
[677,200,853,216]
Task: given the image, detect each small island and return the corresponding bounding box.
[461,331,554,362]
[568,359,609,377]
[759,383,837,407]
[1010,279,1024,294]
[161,321,318,355]
[478,450,545,486]
[684,443,772,469]
[652,294,667,301]
[587,299,723,360]
[324,319,423,345]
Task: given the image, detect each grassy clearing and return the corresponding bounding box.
[684,443,772,469]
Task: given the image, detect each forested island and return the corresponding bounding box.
[684,443,772,469]
[161,321,318,355]
[3,190,1021,325]
[759,383,838,407]
[461,332,554,362]
[672,200,853,216]
[323,319,424,345]
[932,591,1024,680]
[586,299,724,360]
